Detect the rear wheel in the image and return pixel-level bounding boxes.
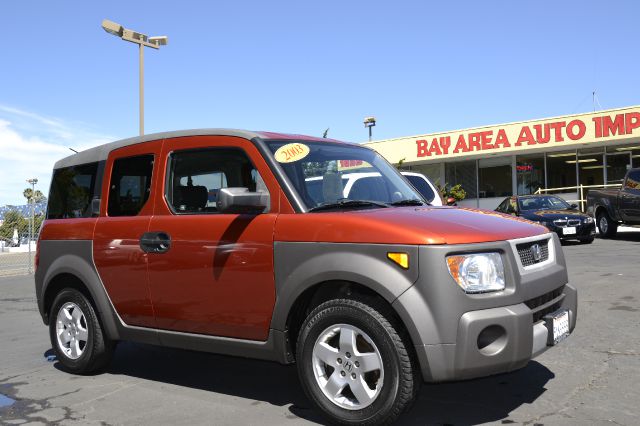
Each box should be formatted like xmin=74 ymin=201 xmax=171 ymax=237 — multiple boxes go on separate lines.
xmin=49 ymin=288 xmax=114 ymax=374
xmin=597 ymin=211 xmax=618 ymax=238
xmin=296 ymin=298 xmax=419 ymax=425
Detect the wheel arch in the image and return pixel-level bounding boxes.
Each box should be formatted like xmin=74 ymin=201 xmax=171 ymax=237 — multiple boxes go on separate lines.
xmin=39 ymin=244 xmax=121 ymax=341
xmin=285 ymin=281 xmax=399 ymax=352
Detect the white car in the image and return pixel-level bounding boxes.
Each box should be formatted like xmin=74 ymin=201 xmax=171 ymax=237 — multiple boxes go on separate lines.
xmin=305 ymin=171 xmax=443 ymax=206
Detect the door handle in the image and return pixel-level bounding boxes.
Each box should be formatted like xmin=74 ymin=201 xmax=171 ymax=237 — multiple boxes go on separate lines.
xmin=140 ymin=232 xmax=171 ymax=253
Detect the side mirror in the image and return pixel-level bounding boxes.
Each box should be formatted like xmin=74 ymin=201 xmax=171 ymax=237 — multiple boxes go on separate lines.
xmin=570 ymin=203 xmax=578 ymax=210
xmin=446 ymin=197 xmax=457 ymax=206
xmin=217 ymin=188 xmax=269 ymax=214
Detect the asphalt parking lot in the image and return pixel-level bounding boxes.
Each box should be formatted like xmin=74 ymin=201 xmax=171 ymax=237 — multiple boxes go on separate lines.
xmin=1 ymin=233 xmax=639 ymax=426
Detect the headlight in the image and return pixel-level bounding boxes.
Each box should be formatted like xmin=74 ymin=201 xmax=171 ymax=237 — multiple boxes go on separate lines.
xmin=446 ymin=252 xmax=506 ymax=294
xmin=583 ymin=216 xmax=594 ymax=224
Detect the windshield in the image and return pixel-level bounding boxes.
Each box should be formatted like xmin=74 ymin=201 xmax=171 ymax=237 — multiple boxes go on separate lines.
xmin=518 ymin=195 xmax=571 ymax=211
xmin=265 ymin=140 xmax=425 ymax=211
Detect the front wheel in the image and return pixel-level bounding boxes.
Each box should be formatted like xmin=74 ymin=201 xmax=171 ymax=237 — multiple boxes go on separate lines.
xmin=296 ymin=299 xmax=419 ymax=425
xmin=49 ymin=288 xmax=114 ymax=374
xmin=597 ymin=211 xmax=618 ymax=238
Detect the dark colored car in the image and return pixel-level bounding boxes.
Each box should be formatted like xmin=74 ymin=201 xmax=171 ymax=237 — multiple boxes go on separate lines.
xmin=496 ymin=195 xmax=596 ymax=244
xmin=586 ymin=167 xmax=640 ymax=238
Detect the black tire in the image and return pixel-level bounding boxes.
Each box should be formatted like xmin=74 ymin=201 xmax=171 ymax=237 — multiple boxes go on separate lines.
xmin=580 ymin=237 xmax=595 ymax=244
xmin=597 ymin=211 xmax=618 ymax=238
xmin=49 ymin=288 xmax=114 ymax=374
xmin=296 ymin=298 xmax=420 ymax=425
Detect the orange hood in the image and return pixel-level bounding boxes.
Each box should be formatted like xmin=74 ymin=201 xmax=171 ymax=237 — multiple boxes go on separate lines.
xmin=275 ymin=206 xmax=547 ymax=245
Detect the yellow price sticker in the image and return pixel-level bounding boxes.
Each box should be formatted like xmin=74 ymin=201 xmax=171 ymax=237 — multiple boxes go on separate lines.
xmin=274 ymin=143 xmax=311 ymax=163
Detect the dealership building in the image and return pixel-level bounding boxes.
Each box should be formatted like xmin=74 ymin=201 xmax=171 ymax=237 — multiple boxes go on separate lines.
xmin=365 ymin=105 xmax=640 ymax=210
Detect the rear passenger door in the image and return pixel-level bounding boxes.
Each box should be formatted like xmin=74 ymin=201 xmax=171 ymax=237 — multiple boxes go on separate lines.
xmin=146 ymin=136 xmax=279 ymax=341
xmin=93 ymin=141 xmax=161 ymax=328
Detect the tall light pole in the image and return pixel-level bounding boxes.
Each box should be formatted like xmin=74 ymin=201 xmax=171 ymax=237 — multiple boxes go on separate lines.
xmin=364 ymin=116 xmax=377 ymax=142
xmin=101 ymin=19 xmax=168 ymax=136
xmin=26 ymin=178 xmax=38 ymax=274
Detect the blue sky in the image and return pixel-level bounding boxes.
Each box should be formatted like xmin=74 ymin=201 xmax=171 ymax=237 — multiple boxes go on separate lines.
xmin=1 ymin=1 xmax=639 ymax=205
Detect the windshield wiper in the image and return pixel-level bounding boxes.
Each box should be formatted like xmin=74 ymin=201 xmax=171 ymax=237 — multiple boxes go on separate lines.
xmin=388 ymin=199 xmax=426 ymax=206
xmin=308 ymin=200 xmax=389 ymax=212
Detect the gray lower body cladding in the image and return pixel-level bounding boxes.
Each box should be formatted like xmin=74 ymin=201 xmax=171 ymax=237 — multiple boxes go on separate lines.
xmin=36 ymin=235 xmax=575 ymax=383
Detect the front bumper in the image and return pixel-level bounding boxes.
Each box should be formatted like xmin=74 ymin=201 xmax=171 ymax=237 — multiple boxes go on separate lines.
xmin=417 ymin=284 xmax=577 ymax=382
xmin=549 ymin=222 xmax=596 ymax=240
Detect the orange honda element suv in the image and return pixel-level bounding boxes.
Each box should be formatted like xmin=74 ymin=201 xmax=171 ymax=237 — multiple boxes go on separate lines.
xmin=36 ymin=130 xmax=576 ymax=425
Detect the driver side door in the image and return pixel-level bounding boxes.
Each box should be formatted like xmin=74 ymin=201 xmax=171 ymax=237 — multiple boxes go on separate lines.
xmin=146 ymin=136 xmax=281 ymax=341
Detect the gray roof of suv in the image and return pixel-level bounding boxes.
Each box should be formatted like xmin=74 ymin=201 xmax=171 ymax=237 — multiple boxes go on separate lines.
xmin=54 ymin=128 xmax=346 ymax=169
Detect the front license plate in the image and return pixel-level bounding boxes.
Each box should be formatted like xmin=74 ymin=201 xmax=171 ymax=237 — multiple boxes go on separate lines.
xmin=563 ymin=227 xmax=576 ymax=235
xmin=545 ymin=310 xmax=570 ymax=345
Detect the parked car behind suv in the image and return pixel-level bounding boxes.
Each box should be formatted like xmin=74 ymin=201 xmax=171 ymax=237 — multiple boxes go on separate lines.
xmin=306 ymin=170 xmax=443 ymax=207
xmin=495 ymin=195 xmax=596 ymax=244
xmin=36 ymin=130 xmax=576 ymax=425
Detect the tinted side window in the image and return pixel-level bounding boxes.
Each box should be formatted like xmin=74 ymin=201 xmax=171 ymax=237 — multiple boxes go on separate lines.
xmin=167 ymin=148 xmax=268 ymax=214
xmin=108 ymin=155 xmax=154 ymax=217
xmin=624 ymin=170 xmax=640 ymax=191
xmin=405 ymin=175 xmax=435 ymax=202
xmin=47 ymin=163 xmax=99 ymax=219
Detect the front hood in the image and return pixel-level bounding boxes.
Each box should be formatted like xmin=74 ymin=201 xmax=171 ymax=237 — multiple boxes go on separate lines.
xmin=522 ymin=209 xmax=588 ymax=221
xmin=276 ymin=206 xmax=548 ymax=245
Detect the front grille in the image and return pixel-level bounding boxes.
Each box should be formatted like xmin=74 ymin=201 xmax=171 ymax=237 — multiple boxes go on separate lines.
xmin=553 ymin=218 xmax=581 ymax=227
xmin=516 ymin=239 xmax=549 ymax=267
xmin=525 ymin=286 xmax=565 ymax=322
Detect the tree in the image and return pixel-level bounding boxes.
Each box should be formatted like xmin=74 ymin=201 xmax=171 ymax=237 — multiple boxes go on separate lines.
xmin=0 ymin=210 xmax=28 ymax=241
xmin=23 ymin=188 xmax=47 ymax=204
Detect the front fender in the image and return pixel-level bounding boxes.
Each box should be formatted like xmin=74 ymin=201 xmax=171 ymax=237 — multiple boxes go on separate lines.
xmin=270 ymin=242 xmax=420 ymax=331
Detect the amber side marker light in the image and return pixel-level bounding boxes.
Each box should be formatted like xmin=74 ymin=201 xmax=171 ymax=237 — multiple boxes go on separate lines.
xmin=387 ymin=252 xmax=409 ymax=269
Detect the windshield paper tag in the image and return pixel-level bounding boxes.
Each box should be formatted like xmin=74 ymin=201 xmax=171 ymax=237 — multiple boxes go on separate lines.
xmin=274 ymin=143 xmax=310 ymax=163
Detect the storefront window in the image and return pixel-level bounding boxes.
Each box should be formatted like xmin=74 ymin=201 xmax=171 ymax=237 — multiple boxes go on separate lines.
xmin=478 ymin=157 xmax=512 ymax=198
xmin=607 ymin=143 xmax=640 ymax=171
xmin=516 ymin=155 xmax=545 ymax=195
xmin=445 ymin=161 xmax=477 ymax=198
xmin=605 ymin=153 xmax=631 ymax=184
xmin=546 ymin=151 xmax=577 ymax=189
xmin=410 ymin=163 xmax=441 ymax=186
xmin=577 ymin=147 xmax=604 ymax=187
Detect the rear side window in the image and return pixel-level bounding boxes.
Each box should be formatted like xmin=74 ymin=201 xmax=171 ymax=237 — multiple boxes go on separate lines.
xmin=404 ymin=175 xmax=435 ymax=203
xmin=108 ymin=155 xmax=154 ymax=216
xmin=47 ymin=163 xmax=99 ymax=219
xmin=166 ymin=148 xmax=268 ymax=214
xmin=625 ymin=170 xmax=640 ymax=190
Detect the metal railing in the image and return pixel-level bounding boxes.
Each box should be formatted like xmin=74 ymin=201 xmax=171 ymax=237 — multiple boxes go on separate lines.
xmin=534 ymin=183 xmax=621 ymax=212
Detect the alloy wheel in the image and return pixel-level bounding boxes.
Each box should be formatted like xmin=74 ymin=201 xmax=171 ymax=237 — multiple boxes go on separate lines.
xmin=55 ymin=302 xmax=88 ymax=360
xmin=311 ymin=323 xmax=384 ymax=410
xmin=599 ymin=215 xmax=608 ymax=234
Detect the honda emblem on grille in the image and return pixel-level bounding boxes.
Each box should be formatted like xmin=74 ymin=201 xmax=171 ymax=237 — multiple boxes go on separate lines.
xmin=531 ymin=244 xmax=542 ymax=261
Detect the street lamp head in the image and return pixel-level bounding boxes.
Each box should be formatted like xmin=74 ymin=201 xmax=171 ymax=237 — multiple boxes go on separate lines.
xmin=102 ymin=19 xmax=124 ymax=37
xmin=27 ymin=178 xmax=38 ymax=185
xmin=364 ymin=116 xmax=377 ymax=128
xmin=149 ymin=36 xmax=169 ymax=46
